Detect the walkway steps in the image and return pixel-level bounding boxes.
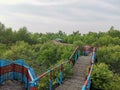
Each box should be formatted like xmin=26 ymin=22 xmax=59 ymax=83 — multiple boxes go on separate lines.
xmin=55 ymin=56 xmax=91 ymax=90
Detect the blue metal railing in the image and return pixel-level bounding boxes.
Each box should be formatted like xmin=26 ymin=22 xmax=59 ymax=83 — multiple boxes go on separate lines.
xmin=82 ymin=47 xmax=97 ymax=90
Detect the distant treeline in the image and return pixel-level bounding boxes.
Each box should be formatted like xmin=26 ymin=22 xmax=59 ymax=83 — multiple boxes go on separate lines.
xmin=0 ymin=22 xmax=120 ymax=46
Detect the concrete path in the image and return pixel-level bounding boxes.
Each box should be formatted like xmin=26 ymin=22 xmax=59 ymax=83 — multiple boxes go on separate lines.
xmin=55 ymin=56 xmax=91 ymax=90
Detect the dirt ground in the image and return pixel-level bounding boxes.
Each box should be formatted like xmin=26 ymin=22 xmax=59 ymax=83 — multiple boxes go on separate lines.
xmin=0 ymin=80 xmax=26 ymax=90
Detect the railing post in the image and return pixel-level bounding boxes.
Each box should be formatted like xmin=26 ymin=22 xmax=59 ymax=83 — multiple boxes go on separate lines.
xmin=82 ymin=85 xmax=86 ymax=90
xmin=78 ymin=49 xmax=80 ymax=57
xmin=88 ymin=78 xmax=91 ymax=90
xmin=29 ymin=81 xmax=38 ymax=90
xmin=49 ymin=71 xmax=53 ymax=90
xmin=22 ymin=62 xmax=24 ymax=82
xmin=11 ymin=63 xmax=14 ymax=80
xmin=92 ymin=47 xmax=96 ymax=63
xmin=60 ymin=64 xmax=63 ymax=83
xmin=0 ymin=61 xmax=1 ymax=84
xmin=88 ymin=67 xmax=90 ymax=74
xmin=82 ymin=47 xmax=85 ymax=56
xmin=56 ymin=64 xmax=63 ymax=85
xmin=75 ymin=53 xmax=78 ymax=62
xmin=69 ymin=58 xmax=73 ymax=65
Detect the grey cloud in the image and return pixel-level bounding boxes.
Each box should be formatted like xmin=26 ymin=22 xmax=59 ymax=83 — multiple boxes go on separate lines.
xmin=0 ymin=0 xmax=120 ymax=34
xmin=101 ymin=0 xmax=120 ymax=7
xmin=2 ymin=0 xmax=120 ymax=22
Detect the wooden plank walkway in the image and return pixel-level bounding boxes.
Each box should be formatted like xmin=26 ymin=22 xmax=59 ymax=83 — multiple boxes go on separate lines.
xmin=55 ymin=56 xmax=91 ymax=90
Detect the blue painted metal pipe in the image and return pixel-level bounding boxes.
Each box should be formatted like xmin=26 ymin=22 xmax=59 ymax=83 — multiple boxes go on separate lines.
xmin=49 ymin=79 xmax=52 ymax=90
xmin=78 ymin=50 xmax=80 ymax=57
xmin=82 ymin=85 xmax=86 ymax=90
xmin=60 ymin=71 xmax=63 ymax=83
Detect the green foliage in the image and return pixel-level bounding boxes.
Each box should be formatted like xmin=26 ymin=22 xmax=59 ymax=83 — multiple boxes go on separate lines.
xmin=91 ymin=63 xmax=113 ymax=90
xmin=0 ymin=43 xmax=7 ymax=57
xmin=91 ymin=63 xmax=120 ymax=90
xmin=63 ymin=64 xmax=73 ymax=78
xmin=97 ymin=45 xmax=120 ymax=74
xmin=110 ymin=74 xmax=120 ymax=90
xmin=36 ymin=41 xmax=74 ymax=70
xmin=73 ymin=40 xmax=85 ymax=47
xmin=1 ymin=41 xmax=32 ymax=60
xmin=38 ymin=74 xmax=50 ymax=90
xmin=108 ymin=26 xmax=120 ymax=38
xmin=93 ymin=44 xmax=120 ymax=90
xmin=37 ymin=42 xmax=58 ymax=68
xmin=96 ymin=35 xmax=120 ymax=46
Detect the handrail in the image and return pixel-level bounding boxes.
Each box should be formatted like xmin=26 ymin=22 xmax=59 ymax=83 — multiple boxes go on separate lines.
xmin=0 ymin=59 xmax=37 ymax=90
xmin=82 ymin=47 xmax=97 ymax=90
xmin=30 ymin=46 xmax=81 ymax=90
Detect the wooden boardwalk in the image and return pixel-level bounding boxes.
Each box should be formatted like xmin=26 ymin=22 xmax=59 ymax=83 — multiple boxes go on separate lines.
xmin=55 ymin=56 xmax=91 ymax=90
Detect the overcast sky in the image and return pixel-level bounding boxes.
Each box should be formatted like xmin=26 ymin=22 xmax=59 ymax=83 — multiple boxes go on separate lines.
xmin=0 ymin=0 xmax=120 ymax=34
